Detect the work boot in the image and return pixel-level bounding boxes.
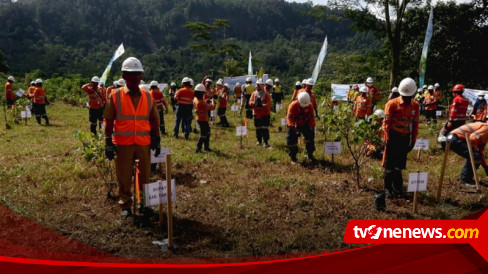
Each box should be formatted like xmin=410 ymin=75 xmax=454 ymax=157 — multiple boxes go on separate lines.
xmin=184 ymin=133 xmax=189 ymax=140
xmin=374 ymin=191 xmax=386 ymax=212
xmin=263 ymin=142 xmax=270 ymax=148
xmin=308 ymin=154 xmax=317 ymax=164
xmin=256 ymin=141 xmax=262 ymax=146
xmin=291 ymin=155 xmax=298 ymax=164
xmin=196 ymin=148 xmax=204 ymax=153
xmin=459 ymin=179 xmax=476 ymax=188
xmin=384 ymin=172 xmax=394 ymax=199
xmin=392 ymin=171 xmax=404 ymax=198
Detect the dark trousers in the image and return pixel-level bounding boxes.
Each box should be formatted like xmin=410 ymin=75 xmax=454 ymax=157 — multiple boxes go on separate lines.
xmin=254 ymin=115 xmax=270 ymax=144
xmin=33 ymin=103 xmax=49 ymax=125
xmin=158 ymin=108 xmax=166 ymax=134
xmin=196 ymin=121 xmax=211 ymax=150
xmin=217 ymin=107 xmax=229 ymax=126
xmin=272 ymin=93 xmax=283 ymax=112
xmin=383 ymin=130 xmax=412 ymax=196
xmin=89 ymin=108 xmax=104 ymax=135
xmin=448 ymin=134 xmax=481 ymax=183
xmin=174 ymin=105 xmax=192 ymax=137
xmin=6 ymin=99 xmax=15 ymax=108
xmin=425 ymin=109 xmax=437 ymax=123
xmin=244 ymin=94 xmax=253 ymax=119
xmin=286 ymin=124 xmax=315 ymax=158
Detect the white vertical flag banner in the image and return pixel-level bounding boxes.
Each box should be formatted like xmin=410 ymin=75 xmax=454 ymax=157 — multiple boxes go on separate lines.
xmin=248 ymin=51 xmax=253 ymax=76
xmin=311 ymin=36 xmax=328 ymax=84
xmin=100 ymin=43 xmax=125 ymax=84
xmin=419 ymin=7 xmax=434 ymax=88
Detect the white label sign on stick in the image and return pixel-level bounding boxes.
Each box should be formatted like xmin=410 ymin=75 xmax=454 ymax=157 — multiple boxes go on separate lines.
xmin=414 ymin=139 xmax=430 ymax=150
xmin=324 ymin=142 xmax=341 ymax=154
xmin=26 ymin=109 xmax=31 ymax=118
xmin=276 ymin=104 xmax=283 ymax=110
xmin=211 ymin=110 xmax=217 ymax=117
xmin=281 ymin=118 xmax=286 ymax=126
xmin=231 ymin=105 xmax=239 ymax=112
xmin=21 ymin=111 xmax=27 ymax=118
xmin=151 ymin=147 xmax=170 ymax=163
xmin=236 ymin=126 xmax=247 ymax=136
xmin=407 ymin=172 xmax=428 ymax=192
xmin=144 ymin=179 xmax=176 ymax=207
xmin=436 ymin=110 xmax=442 ymax=117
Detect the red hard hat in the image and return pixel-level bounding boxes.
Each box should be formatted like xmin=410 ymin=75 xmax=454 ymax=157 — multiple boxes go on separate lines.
xmin=452 ymin=84 xmax=464 ymax=92
xmin=354 ymin=85 xmax=359 ymax=90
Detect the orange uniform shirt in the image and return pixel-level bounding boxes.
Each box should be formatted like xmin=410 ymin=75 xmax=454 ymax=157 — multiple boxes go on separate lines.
xmin=233 ymin=87 xmax=242 ymax=99
xmin=423 ymin=93 xmax=437 ymax=110
xmin=150 ymin=88 xmax=167 ymax=110
xmin=449 ymin=94 xmax=469 ymax=121
xmin=218 ymin=91 xmax=229 ymax=109
xmin=353 ymin=95 xmax=372 ymax=118
xmin=175 ymin=86 xmax=194 ymax=105
xmin=82 ymin=83 xmax=105 ymax=109
xmin=295 ymin=89 xmax=317 ymax=110
xmin=451 ymin=123 xmax=488 ymax=166
xmin=286 ymin=100 xmax=316 ymax=128
xmin=249 ymin=90 xmax=271 ymax=119
xmin=33 ymin=87 xmax=46 ymax=104
xmin=434 ymin=89 xmax=442 ymax=102
xmin=382 ymin=97 xmax=420 ymax=142
xmin=472 ymin=102 xmax=487 ymax=121
xmin=368 ymin=85 xmax=381 ymax=102
xmin=194 ymin=97 xmax=214 ymax=122
xmin=27 ymin=86 xmax=36 ymax=99
xmin=5 ymin=82 xmax=15 ymax=100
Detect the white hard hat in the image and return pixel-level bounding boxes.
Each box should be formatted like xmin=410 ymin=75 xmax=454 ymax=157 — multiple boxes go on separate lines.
xmin=91 ymin=76 xmax=100 ymax=83
xmin=118 ymin=78 xmax=126 ymax=86
xmin=360 ymin=86 xmax=369 ymax=93
xmin=306 ymin=78 xmax=315 ymax=86
xmin=374 ymin=109 xmax=385 ymax=118
xmin=30 ymin=81 xmax=35 ymax=85
xmin=398 ymin=77 xmax=417 ymax=96
xmin=302 ymin=79 xmax=307 ymax=85
xmin=256 ymin=78 xmax=264 ymax=85
xmin=331 ymin=96 xmax=338 ymax=101
xmin=265 ymin=79 xmax=273 ymax=86
xmin=216 ymin=80 xmax=223 ymax=85
xmin=435 ymin=83 xmax=440 ymax=87
xmin=275 ymin=78 xmax=280 ymax=82
xmin=181 ymin=77 xmax=191 ymax=84
xmin=428 ymin=85 xmax=434 ymax=90
xmin=205 ymin=78 xmax=212 ymax=83
xmin=246 ymin=77 xmax=252 ymax=82
xmin=194 ymin=83 xmax=206 ymax=92
xmin=190 ymin=78 xmax=194 ymax=86
xmin=121 ymin=57 xmax=144 ymax=72
xmin=224 ymin=83 xmax=230 ymax=89
xmin=298 ymin=92 xmax=311 ymax=107
xmin=422 ymin=85 xmax=427 ymax=89
xmin=218 ymin=78 xmax=223 ymax=82
xmin=35 ymin=78 xmax=43 ymax=84
xmin=366 ymin=77 xmax=373 ymax=83
xmin=150 ymin=81 xmax=158 ymax=87
xmin=417 ymin=88 xmax=423 ymax=93
xmin=391 ymin=87 xmax=399 ymax=93
xmin=7 ymin=76 xmax=15 ymax=82
xmin=170 ymin=82 xmax=176 ymax=87
xmin=295 ymin=81 xmax=302 ymax=86
xmin=478 ymin=91 xmax=485 ymax=97
xmin=235 ymin=82 xmax=241 ymax=87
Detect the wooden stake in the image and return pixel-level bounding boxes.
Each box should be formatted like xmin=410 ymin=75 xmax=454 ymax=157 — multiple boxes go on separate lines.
xmin=413 ymin=170 xmax=420 ymax=213
xmin=437 ymin=141 xmax=450 ymax=201
xmin=158 ymin=162 xmax=165 ymax=228
xmin=417 ymin=148 xmax=421 ymax=161
xmin=135 ymin=159 xmax=141 ymax=204
xmin=465 ymin=133 xmax=480 ymax=191
xmin=165 ymin=154 xmax=174 ymax=248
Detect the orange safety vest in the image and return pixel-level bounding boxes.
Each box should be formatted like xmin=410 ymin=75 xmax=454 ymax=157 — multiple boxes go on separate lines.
xmin=5 ymin=82 xmax=15 ymax=100
xmin=150 ymin=88 xmax=165 ymax=109
xmin=112 ymin=87 xmax=153 ymax=146
xmin=233 ymin=87 xmax=242 ymax=98
xmin=33 ymin=87 xmax=46 ymax=104
xmin=250 ymin=90 xmax=271 ymax=119
xmin=82 ymin=84 xmax=105 ymax=109
xmin=383 ymin=97 xmax=420 ymax=136
xmin=353 ymin=95 xmax=372 ymax=118
xmin=423 ymin=93 xmax=437 ymax=110
xmin=175 ymin=86 xmax=194 ymax=105
xmin=449 ymin=94 xmax=469 ymax=121
xmin=368 ymin=85 xmax=381 ymax=102
xmin=194 ymin=97 xmax=214 ymax=122
xmin=474 ymin=102 xmax=487 ymax=121
xmin=286 ymin=100 xmax=315 ymax=128
xmin=218 ymin=91 xmax=229 ymax=109
xmin=27 ymin=86 xmax=36 ymax=98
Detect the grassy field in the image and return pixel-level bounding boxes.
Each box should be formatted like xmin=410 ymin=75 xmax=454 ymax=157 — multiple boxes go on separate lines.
xmin=0 ymin=100 xmax=487 ymax=260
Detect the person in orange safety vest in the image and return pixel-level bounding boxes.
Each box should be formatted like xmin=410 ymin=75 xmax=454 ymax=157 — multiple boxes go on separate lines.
xmin=286 ymin=92 xmax=316 ymax=164
xmin=103 ymin=57 xmax=161 ymax=218
xmin=468 ymin=92 xmax=487 ymax=123
xmin=173 ymin=77 xmax=194 ymax=139
xmin=194 ymin=84 xmax=215 ymax=153
xmin=423 ymin=85 xmax=438 ymax=124
xmin=249 ymin=78 xmax=272 ymax=148
xmin=82 ymin=76 xmax=106 ymax=135
xmin=217 ymin=83 xmax=230 ymax=127
xmin=5 ymin=76 xmax=16 ymax=108
xmin=32 ymin=78 xmax=50 ymax=125
xmin=149 ymin=81 xmax=168 ymax=135
xmin=366 ymin=77 xmax=380 ymax=112
xmin=353 ymin=87 xmax=372 ymax=120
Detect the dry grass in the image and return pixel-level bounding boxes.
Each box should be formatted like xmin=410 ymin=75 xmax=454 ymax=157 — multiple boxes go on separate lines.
xmin=0 ymin=102 xmax=487 ymax=260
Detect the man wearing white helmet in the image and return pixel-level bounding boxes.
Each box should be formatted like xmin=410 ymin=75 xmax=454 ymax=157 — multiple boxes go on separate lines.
xmin=26 ymin=80 xmax=36 ymax=100
xmin=173 ymin=77 xmax=195 ymax=139
xmin=233 ymin=82 xmax=242 ymax=103
xmin=103 ymin=57 xmax=161 ymax=218
xmin=353 ymin=87 xmax=372 ymax=120
xmin=387 ymin=87 xmax=400 ymax=101
xmin=149 ymin=81 xmax=168 ymax=135
xmin=217 ymin=83 xmax=230 ymax=127
xmin=433 ymin=83 xmax=442 ymax=103
xmin=294 ymin=78 xmax=319 ymax=119
xmin=243 ymin=77 xmax=254 ymax=119
xmin=380 ymin=77 xmax=420 ymax=203
xmin=286 ymin=92 xmax=316 ymax=163
xmin=290 ymin=81 xmax=302 ymax=102
xmin=194 ymin=84 xmax=215 ymax=153
xmin=272 ymin=78 xmax=284 ymax=112
xmin=249 ymin=79 xmax=272 ymax=147
xmin=423 ymin=85 xmax=438 ymax=124
xmin=469 ymin=91 xmax=487 ymax=123
xmin=5 ymin=76 xmax=16 ymax=108
xmin=82 ymin=76 xmax=106 ymax=135
xmin=33 ymin=79 xmax=50 ymax=125
xmin=366 ymin=77 xmax=380 ymax=112
xmin=168 ymin=82 xmax=177 ymax=112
